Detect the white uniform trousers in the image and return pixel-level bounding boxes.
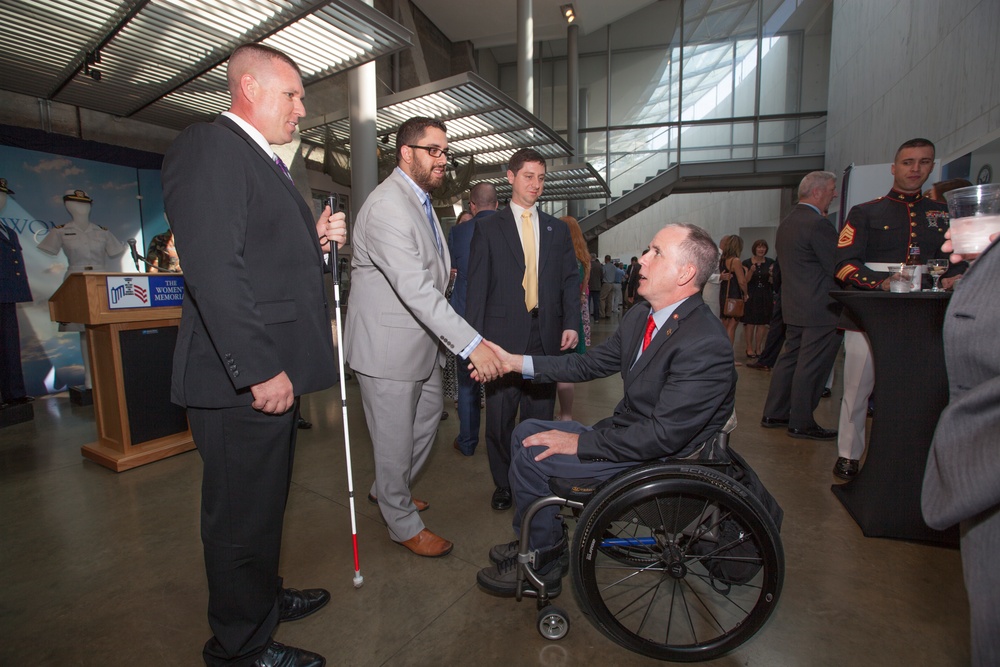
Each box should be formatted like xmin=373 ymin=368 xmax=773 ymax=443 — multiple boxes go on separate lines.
xmin=837 ymin=330 xmax=874 ymax=460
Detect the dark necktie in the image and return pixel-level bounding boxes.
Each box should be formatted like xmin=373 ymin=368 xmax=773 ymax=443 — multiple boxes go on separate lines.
xmin=642 ymin=314 xmax=656 ymax=352
xmin=273 ymin=154 xmax=293 ymax=183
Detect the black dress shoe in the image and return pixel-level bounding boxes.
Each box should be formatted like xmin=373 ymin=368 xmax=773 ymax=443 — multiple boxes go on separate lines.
xmin=491 ymin=486 xmax=512 ymax=511
xmin=253 ymin=641 xmax=325 ymax=667
xmin=821 ymin=388 xmax=832 ymax=398
xmin=7 ymin=395 xmax=34 ymax=405
xmin=833 ymin=457 xmax=860 ymax=480
xmin=278 ymin=588 xmax=330 ymax=622
xmin=788 ymin=426 xmax=837 ymax=440
xmin=760 ymin=416 xmax=790 ymax=428
xmin=296 ymin=417 xmax=312 ymax=430
xmin=746 ymin=362 xmax=771 ymax=370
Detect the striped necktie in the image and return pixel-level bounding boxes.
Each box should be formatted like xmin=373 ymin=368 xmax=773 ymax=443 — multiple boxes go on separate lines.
xmin=273 ymin=154 xmax=293 ymax=183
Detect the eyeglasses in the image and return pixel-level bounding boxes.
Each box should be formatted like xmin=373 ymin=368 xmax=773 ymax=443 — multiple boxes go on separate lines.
xmin=407 ymin=144 xmax=452 ymax=159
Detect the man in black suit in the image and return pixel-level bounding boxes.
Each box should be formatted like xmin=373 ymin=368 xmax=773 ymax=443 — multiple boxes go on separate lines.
xmin=162 ymin=44 xmax=346 ymax=667
xmin=760 ymin=171 xmax=841 ymax=440
xmin=466 ymin=148 xmax=580 ymax=511
xmin=474 ymin=223 xmax=736 ymax=595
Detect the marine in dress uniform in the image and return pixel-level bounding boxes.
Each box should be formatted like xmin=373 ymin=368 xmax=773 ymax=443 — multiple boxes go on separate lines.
xmin=0 ymin=179 xmax=33 ymax=406
xmin=833 ymin=188 xmax=955 ymax=478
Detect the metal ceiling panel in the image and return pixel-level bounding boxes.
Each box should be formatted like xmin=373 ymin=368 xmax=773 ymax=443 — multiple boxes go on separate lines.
xmin=0 ymin=0 xmax=138 ymax=98
xmin=299 ymin=71 xmax=573 ymax=169
xmin=477 ymin=163 xmax=609 ymax=202
xmin=0 ymin=0 xmax=411 ymax=130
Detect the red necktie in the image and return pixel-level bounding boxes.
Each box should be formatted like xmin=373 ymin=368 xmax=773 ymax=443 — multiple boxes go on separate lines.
xmin=642 ymin=314 xmax=656 ymax=352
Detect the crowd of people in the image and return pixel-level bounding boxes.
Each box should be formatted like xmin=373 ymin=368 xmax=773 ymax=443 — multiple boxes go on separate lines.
xmin=158 ymin=42 xmax=996 ymax=667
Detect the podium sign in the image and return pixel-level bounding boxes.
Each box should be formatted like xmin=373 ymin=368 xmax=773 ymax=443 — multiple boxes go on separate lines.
xmin=50 ymin=272 xmax=194 ymax=472
xmin=107 ymin=275 xmax=185 ymax=309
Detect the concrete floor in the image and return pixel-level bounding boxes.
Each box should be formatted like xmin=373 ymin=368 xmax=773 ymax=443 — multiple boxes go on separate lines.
xmin=0 ymin=317 xmax=970 ymax=666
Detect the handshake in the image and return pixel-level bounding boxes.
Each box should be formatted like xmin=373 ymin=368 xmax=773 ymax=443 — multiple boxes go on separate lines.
xmin=467 ymin=340 xmax=520 ymax=383
xmin=465 ymin=329 xmax=579 ymax=383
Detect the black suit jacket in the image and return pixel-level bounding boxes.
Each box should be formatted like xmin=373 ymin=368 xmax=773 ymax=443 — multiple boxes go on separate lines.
xmin=162 ymin=116 xmax=336 ymax=408
xmin=775 ymin=203 xmax=841 ymax=327
xmin=465 ymin=207 xmax=580 ymax=354
xmin=533 ymin=295 xmax=736 ymax=462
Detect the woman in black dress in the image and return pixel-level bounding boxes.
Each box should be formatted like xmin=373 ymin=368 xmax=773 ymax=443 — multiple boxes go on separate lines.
xmin=742 ymin=239 xmax=774 ymax=358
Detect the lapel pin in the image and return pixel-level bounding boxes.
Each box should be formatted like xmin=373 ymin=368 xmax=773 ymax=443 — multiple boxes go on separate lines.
xmin=546 ymin=226 xmax=552 ymax=231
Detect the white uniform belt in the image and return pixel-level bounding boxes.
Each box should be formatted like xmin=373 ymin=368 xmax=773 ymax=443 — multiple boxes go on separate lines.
xmin=865 ymin=262 xmax=904 ymax=272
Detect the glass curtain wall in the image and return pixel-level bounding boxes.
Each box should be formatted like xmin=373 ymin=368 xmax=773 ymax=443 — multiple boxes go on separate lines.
xmin=496 ymin=0 xmax=831 ymax=216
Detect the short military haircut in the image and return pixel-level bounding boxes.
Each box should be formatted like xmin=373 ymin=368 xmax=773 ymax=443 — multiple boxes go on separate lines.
xmin=895 ymin=137 xmax=936 ymax=161
xmin=227 ymin=43 xmax=301 ymax=94
xmin=797 ymin=170 xmax=836 ymax=199
xmin=507 ymin=148 xmax=546 ymax=176
xmin=469 ymin=182 xmax=498 ymax=208
xmin=670 ymin=223 xmax=720 ymax=289
xmin=396 ymin=116 xmax=448 ymax=163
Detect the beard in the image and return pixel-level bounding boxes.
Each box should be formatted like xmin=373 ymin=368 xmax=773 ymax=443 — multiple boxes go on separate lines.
xmin=412 ymin=160 xmax=445 ymax=192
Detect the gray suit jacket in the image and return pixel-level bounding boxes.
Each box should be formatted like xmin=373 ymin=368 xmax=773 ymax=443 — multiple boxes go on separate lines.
xmin=345 ymin=169 xmax=478 ymax=381
xmin=775 ymin=203 xmax=841 ymax=327
xmin=923 ymin=238 xmax=1000 ymax=530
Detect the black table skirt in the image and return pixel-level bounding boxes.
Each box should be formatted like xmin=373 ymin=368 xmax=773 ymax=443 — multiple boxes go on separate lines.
xmin=831 ymin=291 xmax=958 ymax=547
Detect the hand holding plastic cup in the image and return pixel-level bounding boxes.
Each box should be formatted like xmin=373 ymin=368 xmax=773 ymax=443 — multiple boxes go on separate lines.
xmin=945 ymin=184 xmax=1000 ymax=256
xmin=888 ymin=264 xmax=915 ymax=293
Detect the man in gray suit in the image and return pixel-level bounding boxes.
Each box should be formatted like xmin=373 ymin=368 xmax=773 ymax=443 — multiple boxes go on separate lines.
xmin=346 ymin=116 xmax=502 ymax=558
xmin=760 ymin=171 xmax=842 ymax=440
xmin=923 ymin=230 xmax=1000 ymax=667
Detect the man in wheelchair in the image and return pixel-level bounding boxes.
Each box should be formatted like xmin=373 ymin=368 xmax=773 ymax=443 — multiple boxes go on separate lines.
xmin=474 ymin=223 xmax=737 ymax=596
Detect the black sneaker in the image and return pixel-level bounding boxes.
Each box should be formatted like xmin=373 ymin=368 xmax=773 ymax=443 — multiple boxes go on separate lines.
xmin=489 ymin=539 xmax=519 ymax=564
xmin=476 ymin=555 xmax=563 ymax=598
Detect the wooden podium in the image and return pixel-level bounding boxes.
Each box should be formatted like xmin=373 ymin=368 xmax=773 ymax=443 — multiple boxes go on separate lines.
xmin=49 ymin=272 xmax=194 ymax=472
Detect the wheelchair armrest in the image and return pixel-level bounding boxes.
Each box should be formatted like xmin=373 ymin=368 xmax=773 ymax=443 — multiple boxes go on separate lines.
xmin=547 ymin=477 xmax=605 ymax=502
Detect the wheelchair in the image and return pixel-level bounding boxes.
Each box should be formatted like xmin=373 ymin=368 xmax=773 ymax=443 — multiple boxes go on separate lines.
xmin=510 ymin=415 xmax=785 ymax=662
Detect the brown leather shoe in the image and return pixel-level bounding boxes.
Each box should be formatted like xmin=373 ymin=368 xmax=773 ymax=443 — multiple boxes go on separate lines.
xmin=368 ymin=493 xmax=428 ymax=512
xmin=398 ymin=529 xmax=453 ymax=557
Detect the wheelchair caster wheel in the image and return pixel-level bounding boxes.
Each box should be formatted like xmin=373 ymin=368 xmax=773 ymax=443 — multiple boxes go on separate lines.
xmin=537 ymin=605 xmax=570 ymax=640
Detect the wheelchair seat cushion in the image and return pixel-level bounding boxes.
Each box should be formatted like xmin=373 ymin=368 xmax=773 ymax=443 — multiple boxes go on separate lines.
xmin=548 ymin=477 xmax=605 ymax=502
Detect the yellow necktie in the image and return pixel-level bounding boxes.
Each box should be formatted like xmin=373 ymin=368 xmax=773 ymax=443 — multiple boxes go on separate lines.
xmin=521 ymin=210 xmax=538 ymax=311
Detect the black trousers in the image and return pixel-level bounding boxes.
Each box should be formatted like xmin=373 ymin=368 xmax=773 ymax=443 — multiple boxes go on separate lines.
xmin=189 ymin=401 xmax=299 ymax=667
xmin=0 ymin=302 xmax=27 ymax=402
xmin=762 ymin=324 xmax=841 ymax=430
xmin=484 ymin=318 xmax=556 ymax=489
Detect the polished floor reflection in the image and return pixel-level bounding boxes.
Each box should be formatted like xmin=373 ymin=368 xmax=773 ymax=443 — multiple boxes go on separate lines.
xmin=0 ymin=317 xmax=970 ymax=666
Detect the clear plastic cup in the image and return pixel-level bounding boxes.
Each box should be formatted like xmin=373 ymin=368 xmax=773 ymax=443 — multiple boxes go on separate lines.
xmin=945 ymin=184 xmax=1000 ymax=255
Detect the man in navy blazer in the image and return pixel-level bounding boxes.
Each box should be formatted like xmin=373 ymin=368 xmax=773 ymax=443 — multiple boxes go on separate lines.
xmin=474 ymin=224 xmax=736 ymax=596
xmin=466 ymin=149 xmax=580 ymax=511
xmin=449 ymin=182 xmax=498 ymax=456
xmin=162 ymin=44 xmax=345 ymax=667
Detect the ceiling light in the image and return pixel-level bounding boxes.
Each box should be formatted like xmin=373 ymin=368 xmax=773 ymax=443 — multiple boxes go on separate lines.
xmin=560 ymin=4 xmax=576 ymax=24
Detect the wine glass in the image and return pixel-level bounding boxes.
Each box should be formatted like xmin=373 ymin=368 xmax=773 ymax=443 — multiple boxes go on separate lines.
xmin=927 ymin=258 xmax=949 ymax=292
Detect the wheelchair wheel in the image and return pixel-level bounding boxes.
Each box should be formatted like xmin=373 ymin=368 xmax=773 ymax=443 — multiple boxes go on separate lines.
xmin=537 ymin=605 xmax=570 ymax=640
xmin=572 ymin=465 xmax=783 ymax=662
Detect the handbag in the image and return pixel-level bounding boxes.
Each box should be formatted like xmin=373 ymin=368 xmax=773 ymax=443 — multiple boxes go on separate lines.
xmin=723 ymin=275 xmax=744 ymax=318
